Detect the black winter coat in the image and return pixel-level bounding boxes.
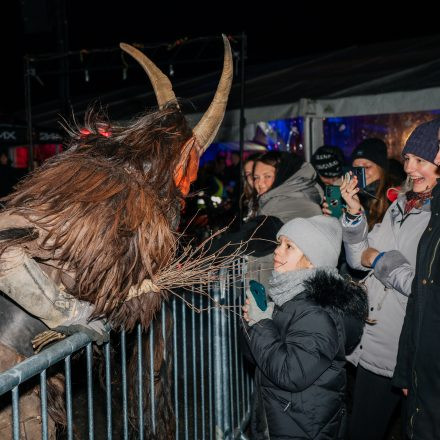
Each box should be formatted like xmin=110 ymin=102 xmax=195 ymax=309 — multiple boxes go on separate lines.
xmin=245 ymin=271 xmax=368 ymax=439
xmin=393 ymin=181 xmax=440 ymax=440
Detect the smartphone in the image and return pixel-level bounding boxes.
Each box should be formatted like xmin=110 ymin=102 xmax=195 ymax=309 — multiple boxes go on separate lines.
xmin=351 ymin=167 xmax=367 ymax=189
xmin=325 ymin=185 xmax=344 ymax=218
xmin=249 ymin=280 xmax=267 ymax=311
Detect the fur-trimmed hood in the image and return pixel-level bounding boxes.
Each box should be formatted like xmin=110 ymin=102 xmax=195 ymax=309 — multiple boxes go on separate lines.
xmin=302 ymin=270 xmax=368 ymax=321
xmin=301 ymin=270 xmax=368 ymax=355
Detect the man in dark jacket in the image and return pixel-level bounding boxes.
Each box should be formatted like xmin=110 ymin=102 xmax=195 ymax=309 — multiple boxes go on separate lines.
xmin=242 ymin=216 xmax=368 ymax=439
xmin=393 ymin=118 xmax=440 ymax=440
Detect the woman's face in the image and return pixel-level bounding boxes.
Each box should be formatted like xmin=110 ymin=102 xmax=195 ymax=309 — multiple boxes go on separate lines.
xmin=253 ymin=161 xmax=276 ymax=195
xmin=403 ymin=153 xmax=440 ymax=192
xmin=273 ymin=236 xmax=312 ymax=273
xmin=243 ymin=161 xmax=254 ymax=188
xmin=352 ymin=158 xmax=382 ymax=186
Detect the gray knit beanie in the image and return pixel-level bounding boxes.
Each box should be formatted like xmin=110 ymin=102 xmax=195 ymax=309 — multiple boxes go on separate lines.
xmin=276 ymin=215 xmax=342 ymax=268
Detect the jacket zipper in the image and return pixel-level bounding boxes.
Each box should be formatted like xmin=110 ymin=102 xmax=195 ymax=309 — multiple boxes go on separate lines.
xmin=428 ymin=236 xmax=440 ymax=279
xmin=409 ymin=370 xmax=419 ymax=439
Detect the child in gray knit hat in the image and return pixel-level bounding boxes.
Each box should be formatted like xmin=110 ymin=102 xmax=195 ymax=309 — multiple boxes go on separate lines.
xmin=242 ymin=215 xmax=368 ymax=439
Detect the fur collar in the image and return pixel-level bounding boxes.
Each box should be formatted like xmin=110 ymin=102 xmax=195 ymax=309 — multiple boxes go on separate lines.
xmin=302 ymin=270 xmax=368 ymax=321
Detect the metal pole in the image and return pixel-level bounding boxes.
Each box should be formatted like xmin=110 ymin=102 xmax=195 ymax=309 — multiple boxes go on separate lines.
xmin=40 ymin=370 xmax=48 ymax=440
xmin=65 ymin=355 xmax=73 ymax=440
xmin=238 ymin=32 xmax=247 ymax=225
xmin=56 ymin=0 xmax=70 ymax=118
xmin=137 ymin=324 xmax=144 ymax=440
xmin=172 ymin=298 xmax=179 ymax=440
xmin=212 ymin=281 xmax=224 ymax=439
xmin=105 ymin=342 xmax=113 ymax=440
xmin=86 ymin=343 xmax=95 ymax=440
xmin=24 ymin=56 xmax=34 ymax=172
xmin=120 ymin=330 xmax=129 ymax=440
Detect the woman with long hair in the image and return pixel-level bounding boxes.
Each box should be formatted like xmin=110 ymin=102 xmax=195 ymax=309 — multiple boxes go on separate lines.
xmin=253 ymin=151 xmax=323 ymax=221
xmin=241 ymin=152 xmax=262 ymax=222
xmin=350 ymin=138 xmax=392 ymax=230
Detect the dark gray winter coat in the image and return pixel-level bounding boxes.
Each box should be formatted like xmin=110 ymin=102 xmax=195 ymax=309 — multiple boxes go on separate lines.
xmin=244 ymin=271 xmax=368 ymax=440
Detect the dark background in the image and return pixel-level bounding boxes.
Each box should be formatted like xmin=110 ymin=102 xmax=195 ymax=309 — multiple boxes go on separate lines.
xmin=1 ymin=0 xmax=439 ymax=119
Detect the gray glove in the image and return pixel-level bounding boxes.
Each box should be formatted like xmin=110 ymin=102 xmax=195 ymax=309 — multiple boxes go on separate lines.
xmin=0 ymin=248 xmax=110 ymax=344
xmin=55 ymin=319 xmax=110 ymax=345
xmin=246 ymin=291 xmax=274 ymax=327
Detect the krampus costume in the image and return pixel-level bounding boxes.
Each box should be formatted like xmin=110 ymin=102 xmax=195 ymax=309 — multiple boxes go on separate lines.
xmin=0 ymin=36 xmax=232 ymax=439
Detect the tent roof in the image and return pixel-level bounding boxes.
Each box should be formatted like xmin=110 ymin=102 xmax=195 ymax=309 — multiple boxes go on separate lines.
xmin=18 ymin=35 xmax=440 ymax=139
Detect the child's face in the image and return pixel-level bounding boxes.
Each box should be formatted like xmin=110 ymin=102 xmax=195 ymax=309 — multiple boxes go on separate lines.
xmin=273 ymin=235 xmax=310 ymax=273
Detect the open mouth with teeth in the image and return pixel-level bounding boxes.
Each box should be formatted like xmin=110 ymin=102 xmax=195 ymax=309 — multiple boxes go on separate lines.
xmin=410 ymin=176 xmax=425 ymax=185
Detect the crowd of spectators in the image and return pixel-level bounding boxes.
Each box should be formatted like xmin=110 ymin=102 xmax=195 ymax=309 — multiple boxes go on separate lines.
xmin=2 ymin=119 xmax=440 ymax=439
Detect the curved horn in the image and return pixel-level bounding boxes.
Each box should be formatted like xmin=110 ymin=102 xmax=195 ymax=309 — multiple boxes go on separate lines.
xmin=193 ymin=35 xmax=233 ymax=154
xmin=119 ymin=42 xmax=177 ymax=109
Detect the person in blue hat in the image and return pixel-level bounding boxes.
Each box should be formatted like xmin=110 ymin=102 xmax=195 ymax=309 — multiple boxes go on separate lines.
xmin=341 ymin=118 xmax=440 ymax=440
xmin=393 ymin=118 xmax=440 ymax=440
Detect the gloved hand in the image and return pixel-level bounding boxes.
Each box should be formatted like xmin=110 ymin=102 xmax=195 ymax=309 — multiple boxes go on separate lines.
xmin=244 ymin=291 xmax=274 ymax=327
xmin=0 ymin=249 xmax=110 ymax=344
xmin=54 ymin=300 xmax=110 ymax=345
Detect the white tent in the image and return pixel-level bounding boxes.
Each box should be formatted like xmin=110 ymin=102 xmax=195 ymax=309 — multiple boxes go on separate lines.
xmin=23 ymin=34 xmax=440 ymax=161
xmin=188 ymin=35 xmax=440 ymax=159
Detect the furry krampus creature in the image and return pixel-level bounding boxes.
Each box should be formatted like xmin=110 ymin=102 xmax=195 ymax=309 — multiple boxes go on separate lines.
xmin=0 ymin=35 xmax=232 ymax=439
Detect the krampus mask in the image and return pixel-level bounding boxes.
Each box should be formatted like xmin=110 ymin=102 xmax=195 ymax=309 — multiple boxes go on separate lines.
xmin=0 ymin=35 xmax=233 ymax=334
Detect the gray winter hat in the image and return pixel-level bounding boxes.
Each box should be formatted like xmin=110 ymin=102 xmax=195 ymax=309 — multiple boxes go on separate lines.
xmin=276 ymin=215 xmax=342 ymax=268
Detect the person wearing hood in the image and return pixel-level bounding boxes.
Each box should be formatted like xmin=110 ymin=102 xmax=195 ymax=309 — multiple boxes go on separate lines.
xmin=244 ymin=150 xmax=324 ymax=286
xmin=254 ymin=150 xmax=323 ymax=222
xmin=209 ymin=151 xmax=323 ymax=286
xmin=242 ymin=215 xmax=368 ymax=439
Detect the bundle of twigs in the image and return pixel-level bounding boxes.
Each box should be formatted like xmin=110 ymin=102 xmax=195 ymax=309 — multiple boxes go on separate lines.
xmin=127 ymin=225 xmax=251 ymax=311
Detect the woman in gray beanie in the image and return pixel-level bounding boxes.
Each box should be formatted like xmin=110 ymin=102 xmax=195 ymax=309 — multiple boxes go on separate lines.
xmin=242 ymin=215 xmax=368 ymax=439
xmin=340 ymin=119 xmax=440 ymax=440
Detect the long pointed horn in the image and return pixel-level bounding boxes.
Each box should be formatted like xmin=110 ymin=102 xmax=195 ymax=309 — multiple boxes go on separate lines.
xmin=193 ymin=34 xmax=233 ymax=154
xmin=119 ymin=42 xmax=177 ymax=109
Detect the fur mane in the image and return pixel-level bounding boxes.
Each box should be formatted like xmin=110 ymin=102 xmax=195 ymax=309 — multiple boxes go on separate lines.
xmin=2 ymin=104 xmax=193 ymax=330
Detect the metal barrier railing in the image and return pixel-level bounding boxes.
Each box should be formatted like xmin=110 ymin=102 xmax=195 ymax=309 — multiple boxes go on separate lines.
xmin=0 ymin=265 xmax=253 ymax=439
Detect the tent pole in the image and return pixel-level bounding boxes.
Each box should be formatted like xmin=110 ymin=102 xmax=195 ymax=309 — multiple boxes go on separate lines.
xmin=238 ymin=32 xmax=247 ymax=226
xmin=304 ymin=116 xmax=324 ymax=162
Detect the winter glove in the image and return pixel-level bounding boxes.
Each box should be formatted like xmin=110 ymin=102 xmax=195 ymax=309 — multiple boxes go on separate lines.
xmin=53 ymin=301 xmax=110 ymax=345
xmin=0 ymin=248 xmax=110 ymax=344
xmin=246 ymin=290 xmax=274 ymax=327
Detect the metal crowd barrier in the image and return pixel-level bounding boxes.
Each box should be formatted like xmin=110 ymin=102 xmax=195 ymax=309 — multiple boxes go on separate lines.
xmin=0 ymin=264 xmax=253 ymax=439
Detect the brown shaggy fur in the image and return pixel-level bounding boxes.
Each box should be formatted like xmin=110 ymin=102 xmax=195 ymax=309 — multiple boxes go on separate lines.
xmin=2 ymin=104 xmax=193 ymax=331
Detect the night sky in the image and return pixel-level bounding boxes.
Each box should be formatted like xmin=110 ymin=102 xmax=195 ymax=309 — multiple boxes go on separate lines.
xmin=1 ymin=1 xmax=438 ymax=118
